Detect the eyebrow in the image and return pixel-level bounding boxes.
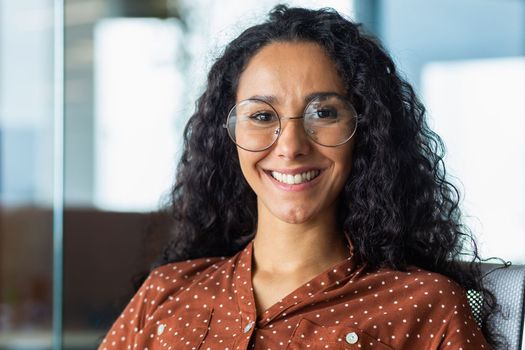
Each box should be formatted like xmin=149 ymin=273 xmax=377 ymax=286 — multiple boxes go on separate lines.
xmin=247 ymin=91 xmax=348 ymax=104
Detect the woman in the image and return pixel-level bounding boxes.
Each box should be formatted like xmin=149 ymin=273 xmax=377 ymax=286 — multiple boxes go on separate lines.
xmin=100 ymin=5 xmax=496 ymax=349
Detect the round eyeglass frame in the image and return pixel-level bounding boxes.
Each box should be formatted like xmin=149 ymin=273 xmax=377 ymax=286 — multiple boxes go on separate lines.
xmin=223 ymin=94 xmax=359 ymax=152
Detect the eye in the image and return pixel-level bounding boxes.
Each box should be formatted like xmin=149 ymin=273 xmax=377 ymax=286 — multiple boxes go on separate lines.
xmin=249 ymin=111 xmax=277 ymax=122
xmin=314 ymin=107 xmax=338 ymax=119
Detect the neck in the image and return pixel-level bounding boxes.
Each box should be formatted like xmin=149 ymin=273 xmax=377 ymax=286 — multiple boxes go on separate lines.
xmin=252 ymin=203 xmax=350 ymax=277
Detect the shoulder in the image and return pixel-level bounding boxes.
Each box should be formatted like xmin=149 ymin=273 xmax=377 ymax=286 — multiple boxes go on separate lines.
xmin=123 ymin=256 xmax=232 ymax=323
xmin=352 ymin=267 xmax=487 ymax=347
xmin=146 ymin=256 xmax=230 ymax=291
xmin=385 ymin=268 xmax=487 ymax=346
xmin=400 ymin=266 xmax=466 ymax=293
xmin=368 ymin=265 xmax=467 ymax=294
xmin=367 ymin=266 xmax=481 ymax=334
xmin=363 ymin=265 xmax=472 ymax=314
xmin=403 ymin=266 xmax=469 ymax=301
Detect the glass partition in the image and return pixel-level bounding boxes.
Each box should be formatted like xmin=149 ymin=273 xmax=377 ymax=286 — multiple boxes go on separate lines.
xmin=0 ymin=0 xmax=56 ymax=349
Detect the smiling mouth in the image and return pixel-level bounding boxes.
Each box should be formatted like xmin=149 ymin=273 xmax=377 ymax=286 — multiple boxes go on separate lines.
xmin=269 ymin=170 xmax=321 ymax=185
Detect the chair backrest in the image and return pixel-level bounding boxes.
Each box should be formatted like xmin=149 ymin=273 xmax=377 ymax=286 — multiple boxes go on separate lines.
xmin=481 ymin=263 xmax=525 ymax=350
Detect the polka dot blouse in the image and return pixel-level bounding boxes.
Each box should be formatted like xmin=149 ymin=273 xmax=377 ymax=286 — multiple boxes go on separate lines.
xmin=99 ymin=240 xmax=490 ymax=349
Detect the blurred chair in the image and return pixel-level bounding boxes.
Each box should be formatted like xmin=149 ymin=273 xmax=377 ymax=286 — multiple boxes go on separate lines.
xmin=479 ymin=263 xmax=525 ymax=350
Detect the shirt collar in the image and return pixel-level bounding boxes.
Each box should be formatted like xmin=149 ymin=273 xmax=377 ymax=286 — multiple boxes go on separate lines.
xmin=233 ymin=236 xmax=358 ymax=327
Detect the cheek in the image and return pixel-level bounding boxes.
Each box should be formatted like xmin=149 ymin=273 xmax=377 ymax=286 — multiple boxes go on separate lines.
xmin=327 ymin=143 xmax=354 ymax=173
xmin=237 ymin=149 xmax=266 ymax=186
xmin=328 ymin=145 xmax=355 ymax=189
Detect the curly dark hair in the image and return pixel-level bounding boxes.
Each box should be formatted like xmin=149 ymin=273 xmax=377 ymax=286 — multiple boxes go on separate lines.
xmin=159 ymin=5 xmax=499 ymax=346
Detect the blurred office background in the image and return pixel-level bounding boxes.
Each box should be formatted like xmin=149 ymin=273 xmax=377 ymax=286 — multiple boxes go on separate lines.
xmin=0 ymin=0 xmax=524 ymax=348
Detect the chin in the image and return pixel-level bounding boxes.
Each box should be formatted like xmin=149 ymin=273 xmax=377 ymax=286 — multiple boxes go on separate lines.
xmin=274 ymin=206 xmax=316 ymax=224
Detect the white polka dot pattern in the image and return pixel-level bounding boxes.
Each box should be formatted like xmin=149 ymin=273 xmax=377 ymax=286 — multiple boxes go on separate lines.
xmin=98 ymin=240 xmax=490 ymax=350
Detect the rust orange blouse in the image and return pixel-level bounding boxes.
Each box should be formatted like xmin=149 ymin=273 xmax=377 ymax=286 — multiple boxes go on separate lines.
xmin=99 ymin=240 xmax=489 ymax=349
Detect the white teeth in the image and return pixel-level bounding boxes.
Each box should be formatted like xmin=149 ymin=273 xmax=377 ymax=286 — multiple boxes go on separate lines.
xmin=270 ymin=170 xmax=321 ymax=185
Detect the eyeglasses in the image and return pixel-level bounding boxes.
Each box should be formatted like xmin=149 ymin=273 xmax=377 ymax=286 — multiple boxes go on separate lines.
xmin=223 ymin=93 xmax=358 ymax=152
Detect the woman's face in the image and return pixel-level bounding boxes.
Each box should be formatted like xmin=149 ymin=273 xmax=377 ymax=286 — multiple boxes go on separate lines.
xmin=235 ymin=41 xmax=355 ymax=225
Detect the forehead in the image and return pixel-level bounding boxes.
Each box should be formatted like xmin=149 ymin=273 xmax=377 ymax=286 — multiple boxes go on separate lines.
xmin=236 ymin=41 xmax=346 ymax=103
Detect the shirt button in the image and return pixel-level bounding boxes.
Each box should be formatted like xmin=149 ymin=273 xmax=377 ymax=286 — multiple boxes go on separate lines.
xmin=345 ymin=332 xmax=359 ymax=344
xmin=157 ymin=324 xmax=166 ymax=336
xmin=243 ymin=321 xmax=255 ymax=333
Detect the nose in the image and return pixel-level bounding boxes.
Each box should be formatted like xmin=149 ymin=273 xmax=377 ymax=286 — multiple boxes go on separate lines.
xmin=273 ymin=117 xmax=311 ymax=160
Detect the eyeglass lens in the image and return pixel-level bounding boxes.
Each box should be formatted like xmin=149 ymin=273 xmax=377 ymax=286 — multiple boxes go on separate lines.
xmin=226 ymin=94 xmax=357 ymax=151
